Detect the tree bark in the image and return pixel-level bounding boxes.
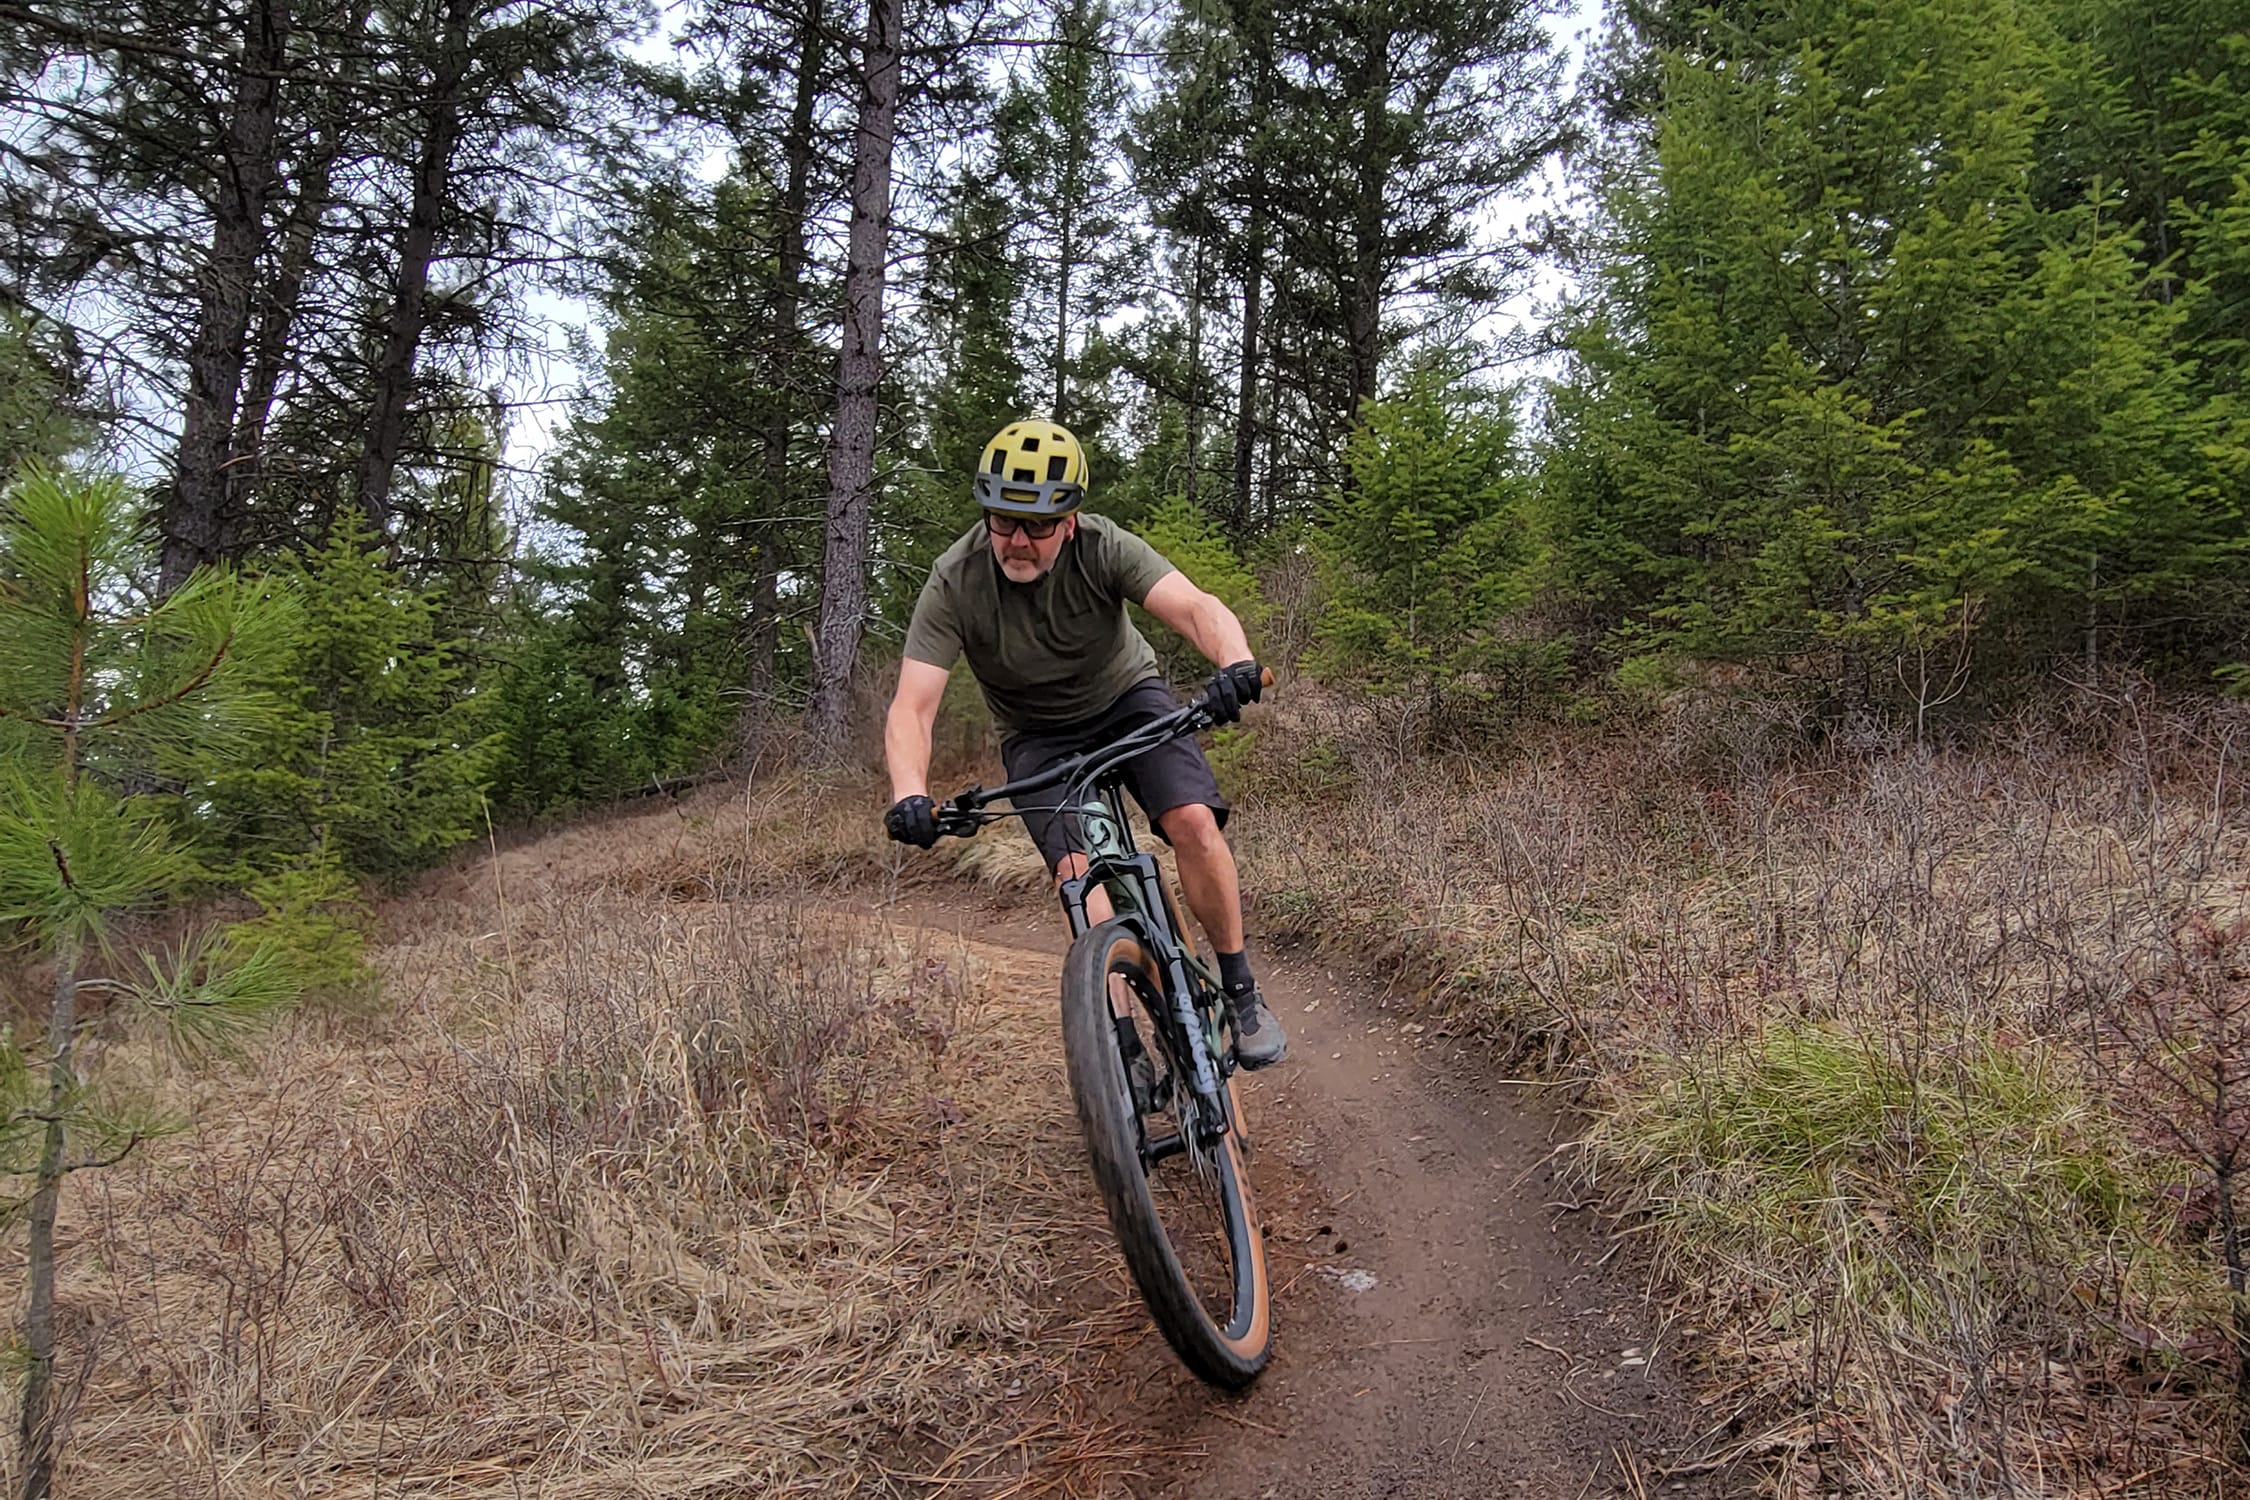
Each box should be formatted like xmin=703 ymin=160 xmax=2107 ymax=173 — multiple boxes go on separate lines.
xmin=738 ymin=0 xmax=823 ymax=763
xmin=1183 ymin=235 xmax=1203 ymax=509
xmin=1231 ymin=204 xmax=1265 ymax=540
xmin=230 ymin=4 xmax=367 ymax=544
xmin=802 ymin=0 xmax=901 ymax=756
xmin=354 ymin=0 xmax=470 ymax=536
xmin=739 ymin=545 xmax=781 ymax=765
xmin=16 ymin=929 xmax=78 ymax=1500
xmin=1052 ymin=170 xmax=1075 ymax=420
xmin=161 ymin=0 xmax=292 ymax=594
xmin=1345 ymin=30 xmax=1390 ymax=422
xmin=18 ymin=569 xmax=87 ymax=1497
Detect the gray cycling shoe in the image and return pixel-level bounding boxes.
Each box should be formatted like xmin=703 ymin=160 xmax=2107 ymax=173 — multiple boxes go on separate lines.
xmin=1226 ymin=987 xmax=1289 ymax=1070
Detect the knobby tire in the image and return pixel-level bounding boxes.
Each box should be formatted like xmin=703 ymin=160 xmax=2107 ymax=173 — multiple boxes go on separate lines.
xmin=1060 ymin=919 xmax=1271 ymax=1388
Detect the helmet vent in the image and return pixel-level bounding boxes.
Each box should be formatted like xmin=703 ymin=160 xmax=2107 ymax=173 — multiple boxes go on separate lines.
xmin=1012 ymin=467 xmax=1036 ymax=482
xmin=1022 ymin=436 xmax=1041 ymax=452
xmin=988 ymin=451 xmax=1005 ymax=475
xmin=1046 ymin=455 xmax=1068 ymax=481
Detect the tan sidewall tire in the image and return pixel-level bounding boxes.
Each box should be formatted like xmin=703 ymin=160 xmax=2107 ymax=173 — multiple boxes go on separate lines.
xmin=1061 ymin=919 xmax=1271 ymax=1387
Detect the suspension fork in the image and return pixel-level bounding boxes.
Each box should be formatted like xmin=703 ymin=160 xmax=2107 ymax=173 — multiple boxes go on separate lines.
xmin=1060 ymin=849 xmax=1232 ymax=1142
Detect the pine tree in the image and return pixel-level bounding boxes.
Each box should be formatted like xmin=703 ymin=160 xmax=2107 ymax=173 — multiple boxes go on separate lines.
xmin=1544 ymin=0 xmax=2246 ymax=698
xmin=196 ymin=512 xmax=494 ymax=885
xmin=1312 ymin=374 xmax=1531 ymax=704
xmin=0 ymin=468 xmax=301 ymax=1498
xmin=805 ymin=0 xmax=903 ymax=755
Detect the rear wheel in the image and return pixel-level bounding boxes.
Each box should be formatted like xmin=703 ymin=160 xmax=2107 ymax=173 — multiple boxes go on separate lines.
xmin=1060 ymin=919 xmax=1270 ymax=1388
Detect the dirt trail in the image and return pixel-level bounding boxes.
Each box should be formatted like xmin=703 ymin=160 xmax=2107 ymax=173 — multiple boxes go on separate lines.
xmin=865 ymin=888 xmax=1742 ymax=1500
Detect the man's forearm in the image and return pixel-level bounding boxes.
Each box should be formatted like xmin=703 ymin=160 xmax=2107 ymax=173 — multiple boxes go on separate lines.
xmin=1192 ymin=595 xmax=1253 ymax=667
xmin=886 ymin=706 xmax=933 ymax=800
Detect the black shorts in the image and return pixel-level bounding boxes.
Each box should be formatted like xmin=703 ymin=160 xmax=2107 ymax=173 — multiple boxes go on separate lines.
xmin=1001 ymin=677 xmax=1229 ymax=872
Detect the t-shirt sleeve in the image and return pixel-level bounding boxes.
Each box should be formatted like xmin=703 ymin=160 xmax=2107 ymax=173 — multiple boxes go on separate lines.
xmin=901 ymin=576 xmax=963 ymax=669
xmin=1100 ymin=523 xmax=1178 ymax=605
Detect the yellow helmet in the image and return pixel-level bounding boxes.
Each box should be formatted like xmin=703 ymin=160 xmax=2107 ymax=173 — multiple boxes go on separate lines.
xmin=974 ymin=419 xmax=1088 ymax=516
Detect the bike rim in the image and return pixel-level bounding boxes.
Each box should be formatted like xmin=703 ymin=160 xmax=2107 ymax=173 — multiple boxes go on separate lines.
xmin=1108 ymin=954 xmax=1266 ymax=1351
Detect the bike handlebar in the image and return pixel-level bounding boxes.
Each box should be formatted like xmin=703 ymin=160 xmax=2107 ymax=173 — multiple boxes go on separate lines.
xmin=933 ymin=668 xmax=1272 ymax=837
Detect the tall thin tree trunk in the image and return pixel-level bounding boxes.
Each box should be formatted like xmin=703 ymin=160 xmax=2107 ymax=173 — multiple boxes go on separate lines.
xmin=161 ymin=0 xmax=292 ymax=594
xmin=1345 ymin=35 xmax=1389 ymax=422
xmin=355 ymin=0 xmax=470 ymax=535
xmin=231 ymin=0 xmax=367 ymax=544
xmin=803 ymin=0 xmax=901 ymax=755
xmin=18 ymin=570 xmax=88 ymax=1499
xmin=1183 ymin=235 xmax=1203 ymax=508
xmin=16 ymin=937 xmax=75 ymax=1500
xmin=16 ymin=932 xmax=78 ymax=1500
xmin=1231 ymin=205 xmax=1265 ymax=540
xmin=738 ymin=0 xmax=824 ymax=762
xmin=739 ymin=548 xmax=781 ymax=766
xmin=1052 ymin=187 xmax=1075 ymax=419
xmin=231 ymin=120 xmax=345 ymax=542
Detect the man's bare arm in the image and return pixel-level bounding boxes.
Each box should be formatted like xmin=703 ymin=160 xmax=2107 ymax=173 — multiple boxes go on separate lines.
xmin=1142 ymin=571 xmax=1253 ymax=667
xmin=885 ymin=659 xmax=952 ymax=800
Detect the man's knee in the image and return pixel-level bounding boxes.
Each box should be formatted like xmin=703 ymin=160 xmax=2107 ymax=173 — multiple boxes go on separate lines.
xmin=1160 ymin=802 xmax=1226 ymax=856
xmin=1053 ymin=851 xmax=1091 ymax=886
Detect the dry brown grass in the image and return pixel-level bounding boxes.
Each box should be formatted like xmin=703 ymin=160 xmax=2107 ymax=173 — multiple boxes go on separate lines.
xmin=4 ymin=790 xmax=1143 ymax=1498
xmin=1215 ymin=678 xmax=2250 ymax=1496
xmin=24 ymin=677 xmax=2242 ymax=1497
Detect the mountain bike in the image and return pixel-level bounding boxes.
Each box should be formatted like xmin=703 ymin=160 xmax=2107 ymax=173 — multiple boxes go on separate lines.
xmin=929 ymin=685 xmax=1272 ymax=1388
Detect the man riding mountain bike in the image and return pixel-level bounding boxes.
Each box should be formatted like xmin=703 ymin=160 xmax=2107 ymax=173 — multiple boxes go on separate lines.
xmin=882 ymin=418 xmax=1289 ymax=1070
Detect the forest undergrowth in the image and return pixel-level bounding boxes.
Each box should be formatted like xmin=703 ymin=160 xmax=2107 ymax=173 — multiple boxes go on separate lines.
xmin=5 ymin=829 xmax=1143 ymax=1497
xmin=638 ymin=674 xmax=2250 ymax=1497
xmin=13 ymin=674 xmax=2247 ymax=1498
xmin=1222 ymin=681 xmax=2250 ymax=1497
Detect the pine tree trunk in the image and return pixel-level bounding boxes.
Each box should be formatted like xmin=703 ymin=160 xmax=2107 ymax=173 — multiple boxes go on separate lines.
xmin=16 ymin=928 xmax=79 ymax=1500
xmin=355 ymin=0 xmax=470 ymax=535
xmin=1184 ymin=236 xmax=1204 ymax=509
xmin=1231 ymin=205 xmax=1265 ymax=540
xmin=231 ymin=3 xmax=363 ymax=544
xmin=737 ymin=0 xmax=823 ymax=762
xmin=1345 ymin=37 xmax=1389 ymax=421
xmin=803 ymin=0 xmax=901 ymax=756
xmin=161 ymin=0 xmax=292 ymax=594
xmin=739 ymin=546 xmax=781 ymax=765
xmin=1053 ymin=193 xmax=1074 ymax=420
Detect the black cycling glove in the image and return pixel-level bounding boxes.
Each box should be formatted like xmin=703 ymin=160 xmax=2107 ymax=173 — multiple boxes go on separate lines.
xmin=1203 ymin=659 xmax=1264 ymax=726
xmin=885 ymin=794 xmax=940 ymax=848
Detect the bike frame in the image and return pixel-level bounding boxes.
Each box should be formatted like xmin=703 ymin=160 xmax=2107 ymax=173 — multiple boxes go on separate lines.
xmin=1053 ymin=784 xmax=1235 ymax=1145
xmin=937 ymin=702 xmax=1240 ymax=1147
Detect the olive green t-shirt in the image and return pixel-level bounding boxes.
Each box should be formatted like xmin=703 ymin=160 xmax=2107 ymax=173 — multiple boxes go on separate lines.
xmin=902 ymin=514 xmax=1178 ymax=733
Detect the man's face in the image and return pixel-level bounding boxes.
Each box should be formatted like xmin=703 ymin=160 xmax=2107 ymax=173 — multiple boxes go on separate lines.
xmin=987 ymin=511 xmax=1075 ymax=583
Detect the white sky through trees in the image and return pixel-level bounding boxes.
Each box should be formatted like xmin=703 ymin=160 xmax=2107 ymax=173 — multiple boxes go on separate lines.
xmin=503 ymin=0 xmax=1600 ymax=500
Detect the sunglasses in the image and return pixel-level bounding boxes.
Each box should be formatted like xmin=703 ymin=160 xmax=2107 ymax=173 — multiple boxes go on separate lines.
xmin=985 ymin=512 xmax=1066 ymax=540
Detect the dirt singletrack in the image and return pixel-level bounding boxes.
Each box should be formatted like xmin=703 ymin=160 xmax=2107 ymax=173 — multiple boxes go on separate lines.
xmin=866 ymin=886 xmax=1745 ymax=1500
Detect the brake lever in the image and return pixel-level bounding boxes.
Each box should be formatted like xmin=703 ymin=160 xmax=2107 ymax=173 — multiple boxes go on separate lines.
xmin=935 ymin=807 xmax=985 ymax=839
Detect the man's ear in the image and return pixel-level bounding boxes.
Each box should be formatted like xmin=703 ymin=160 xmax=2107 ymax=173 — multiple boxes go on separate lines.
xmin=1064 ymin=514 xmax=1080 ymax=542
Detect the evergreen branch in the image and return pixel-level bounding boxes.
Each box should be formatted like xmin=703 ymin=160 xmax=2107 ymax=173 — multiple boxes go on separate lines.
xmin=0 ymin=2 xmax=415 ymax=93
xmin=83 ymin=622 xmax=238 ymax=732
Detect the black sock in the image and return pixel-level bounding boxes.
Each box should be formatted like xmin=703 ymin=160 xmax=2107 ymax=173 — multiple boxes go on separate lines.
xmin=1217 ymin=948 xmax=1255 ymax=995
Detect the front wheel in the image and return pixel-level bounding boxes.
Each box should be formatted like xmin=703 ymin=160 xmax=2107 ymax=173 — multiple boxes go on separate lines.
xmin=1060 ymin=919 xmax=1271 ymax=1388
